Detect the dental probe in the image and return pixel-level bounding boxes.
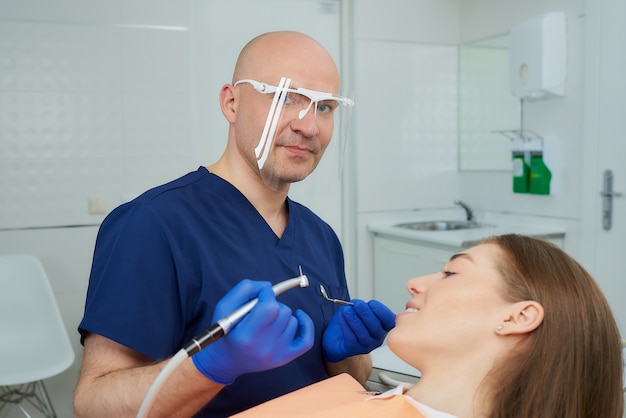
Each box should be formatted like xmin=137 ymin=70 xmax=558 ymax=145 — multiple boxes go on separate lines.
xmin=137 ymin=272 xmax=310 ymax=418
xmin=184 ymin=273 xmax=310 ymax=355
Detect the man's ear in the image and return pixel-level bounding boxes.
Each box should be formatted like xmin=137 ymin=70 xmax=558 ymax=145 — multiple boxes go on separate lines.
xmin=220 ymin=84 xmax=237 ymax=123
xmin=497 ymin=301 xmax=544 ymax=335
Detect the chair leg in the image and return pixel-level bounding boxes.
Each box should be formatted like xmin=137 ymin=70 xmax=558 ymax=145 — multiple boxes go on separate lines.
xmin=34 ymin=381 xmax=56 ymax=418
xmin=0 ymin=381 xmax=57 ymax=418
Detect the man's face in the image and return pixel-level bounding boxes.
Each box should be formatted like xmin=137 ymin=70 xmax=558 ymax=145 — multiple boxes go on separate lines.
xmin=234 ymin=76 xmax=339 ymax=191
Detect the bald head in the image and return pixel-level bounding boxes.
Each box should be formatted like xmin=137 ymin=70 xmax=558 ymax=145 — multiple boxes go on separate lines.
xmin=233 ymin=31 xmax=340 ymax=95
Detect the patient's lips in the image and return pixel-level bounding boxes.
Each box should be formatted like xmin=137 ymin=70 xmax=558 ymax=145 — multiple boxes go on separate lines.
xmin=405 ymin=302 xmax=420 ymax=312
xmin=396 ymin=303 xmax=419 ymax=319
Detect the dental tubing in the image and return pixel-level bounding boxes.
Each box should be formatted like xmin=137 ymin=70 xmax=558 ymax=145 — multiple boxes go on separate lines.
xmin=136 ymin=273 xmax=309 ymax=418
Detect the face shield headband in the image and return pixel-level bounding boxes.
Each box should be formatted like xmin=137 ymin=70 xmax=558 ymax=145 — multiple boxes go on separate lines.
xmin=233 ymin=77 xmax=354 ymax=172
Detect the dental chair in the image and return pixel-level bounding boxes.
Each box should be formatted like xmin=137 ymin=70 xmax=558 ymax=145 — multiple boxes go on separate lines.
xmin=0 ymin=254 xmax=75 ymax=417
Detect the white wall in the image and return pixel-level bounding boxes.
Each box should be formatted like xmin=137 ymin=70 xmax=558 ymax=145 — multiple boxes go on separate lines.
xmin=458 ymin=0 xmax=584 ymax=43
xmin=0 ymin=0 xmax=196 ymax=230
xmin=0 ymin=1 xmax=195 ymax=416
xmin=457 ymin=0 xmax=587 ymax=261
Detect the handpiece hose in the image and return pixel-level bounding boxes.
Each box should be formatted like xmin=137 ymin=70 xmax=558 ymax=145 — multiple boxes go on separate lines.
xmin=184 ymin=274 xmax=309 ymax=355
xmin=137 ymin=273 xmax=310 ymax=418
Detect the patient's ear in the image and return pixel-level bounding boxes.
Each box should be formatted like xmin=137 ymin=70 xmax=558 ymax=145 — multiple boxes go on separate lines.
xmin=498 ymin=301 xmax=544 ymax=335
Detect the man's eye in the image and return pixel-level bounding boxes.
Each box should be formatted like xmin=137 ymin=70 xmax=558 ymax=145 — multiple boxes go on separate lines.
xmin=316 ymin=100 xmax=337 ymax=114
xmin=316 ymin=103 xmax=331 ymax=113
xmin=284 ymin=92 xmax=299 ymax=104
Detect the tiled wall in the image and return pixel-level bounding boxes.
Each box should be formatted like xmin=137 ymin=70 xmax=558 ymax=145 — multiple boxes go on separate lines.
xmin=0 ymin=1 xmax=194 ymax=230
xmin=0 ymin=2 xmax=194 ymax=416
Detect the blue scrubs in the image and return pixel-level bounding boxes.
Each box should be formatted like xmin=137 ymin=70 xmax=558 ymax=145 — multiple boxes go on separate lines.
xmin=78 ymin=167 xmax=349 ymax=417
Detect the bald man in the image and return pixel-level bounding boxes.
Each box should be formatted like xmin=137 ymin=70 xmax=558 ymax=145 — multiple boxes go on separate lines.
xmin=74 ymin=31 xmax=394 ymax=418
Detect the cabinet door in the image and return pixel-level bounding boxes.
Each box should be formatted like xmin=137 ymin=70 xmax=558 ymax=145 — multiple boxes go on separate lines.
xmin=373 ymin=236 xmax=456 ymax=314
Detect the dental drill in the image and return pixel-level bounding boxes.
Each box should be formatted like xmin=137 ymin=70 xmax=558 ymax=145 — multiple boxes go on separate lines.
xmin=136 ymin=272 xmax=309 ymax=418
xmin=183 ymin=273 xmax=310 ymax=355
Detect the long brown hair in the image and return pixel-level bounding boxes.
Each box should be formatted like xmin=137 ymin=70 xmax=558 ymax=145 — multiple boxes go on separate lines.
xmin=481 ymin=234 xmax=623 ymax=418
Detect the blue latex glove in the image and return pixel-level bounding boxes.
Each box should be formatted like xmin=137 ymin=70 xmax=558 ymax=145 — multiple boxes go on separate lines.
xmin=322 ymin=299 xmax=396 ymax=363
xmin=192 ymin=279 xmax=314 ymax=385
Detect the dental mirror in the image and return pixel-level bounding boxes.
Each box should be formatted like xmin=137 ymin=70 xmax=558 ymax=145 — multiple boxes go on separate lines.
xmin=319 ymin=285 xmax=353 ymax=306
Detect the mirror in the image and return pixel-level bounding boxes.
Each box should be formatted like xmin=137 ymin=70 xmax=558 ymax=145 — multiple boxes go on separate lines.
xmin=458 ymin=35 xmax=521 ymax=171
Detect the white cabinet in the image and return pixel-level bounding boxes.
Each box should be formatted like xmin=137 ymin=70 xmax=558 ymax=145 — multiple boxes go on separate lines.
xmin=373 ymin=235 xmax=458 ymax=314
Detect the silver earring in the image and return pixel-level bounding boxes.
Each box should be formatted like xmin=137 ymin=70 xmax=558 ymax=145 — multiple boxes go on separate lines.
xmin=496 ymin=325 xmax=503 ymax=331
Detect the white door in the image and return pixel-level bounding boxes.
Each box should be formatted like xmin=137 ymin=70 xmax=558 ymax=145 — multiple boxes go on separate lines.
xmin=584 ymin=0 xmax=626 ymax=338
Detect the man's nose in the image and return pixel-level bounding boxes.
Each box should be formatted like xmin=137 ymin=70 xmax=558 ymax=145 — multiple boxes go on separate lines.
xmin=291 ymin=102 xmax=319 ymax=137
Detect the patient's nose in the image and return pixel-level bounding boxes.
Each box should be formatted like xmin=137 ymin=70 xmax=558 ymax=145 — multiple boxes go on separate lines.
xmin=406 ymin=273 xmax=437 ymax=295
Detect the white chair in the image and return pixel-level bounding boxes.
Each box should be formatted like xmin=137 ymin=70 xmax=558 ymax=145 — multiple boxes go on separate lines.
xmin=0 ymin=254 xmax=75 ymax=418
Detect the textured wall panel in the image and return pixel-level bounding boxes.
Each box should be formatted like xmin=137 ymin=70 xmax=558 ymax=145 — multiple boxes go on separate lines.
xmin=0 ymin=22 xmax=121 ymax=92
xmin=0 ymin=158 xmax=125 ymax=228
xmin=0 ymin=17 xmax=193 ymax=229
xmin=0 ymin=92 xmax=124 ymax=159
xmin=121 ymin=27 xmax=189 ymax=93
xmin=123 ymin=93 xmax=191 ymax=158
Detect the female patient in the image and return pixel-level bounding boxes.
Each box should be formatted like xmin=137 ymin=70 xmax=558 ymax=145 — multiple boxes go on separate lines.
xmin=235 ymin=234 xmax=623 ymax=417
xmin=388 ymin=233 xmax=623 ymax=417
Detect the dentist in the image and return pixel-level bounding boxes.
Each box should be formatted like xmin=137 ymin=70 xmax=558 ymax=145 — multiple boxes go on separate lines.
xmin=73 ymin=30 xmax=395 ymax=418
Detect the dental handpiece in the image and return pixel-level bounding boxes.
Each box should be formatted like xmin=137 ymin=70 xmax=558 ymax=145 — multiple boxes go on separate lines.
xmin=183 ymin=274 xmax=309 ymax=356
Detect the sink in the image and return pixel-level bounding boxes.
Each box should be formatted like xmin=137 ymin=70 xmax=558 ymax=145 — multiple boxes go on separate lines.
xmin=394 ymin=220 xmax=493 ymax=231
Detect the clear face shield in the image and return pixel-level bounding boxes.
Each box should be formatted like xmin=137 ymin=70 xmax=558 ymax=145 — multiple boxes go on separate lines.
xmin=234 ymin=77 xmax=354 ymax=191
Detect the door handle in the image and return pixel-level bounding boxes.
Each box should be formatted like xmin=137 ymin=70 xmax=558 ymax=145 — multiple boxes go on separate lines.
xmin=600 ymin=170 xmax=623 ymax=230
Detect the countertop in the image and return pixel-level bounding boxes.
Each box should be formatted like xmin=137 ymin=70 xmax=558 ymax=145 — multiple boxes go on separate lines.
xmin=367 ymin=211 xmax=567 ymax=248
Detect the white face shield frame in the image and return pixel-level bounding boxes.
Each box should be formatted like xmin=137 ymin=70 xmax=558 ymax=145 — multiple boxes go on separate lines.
xmin=233 ymin=77 xmax=354 ymax=175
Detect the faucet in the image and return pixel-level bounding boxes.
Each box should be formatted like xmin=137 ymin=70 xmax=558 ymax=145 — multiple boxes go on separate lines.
xmin=454 ymin=200 xmax=474 ymax=222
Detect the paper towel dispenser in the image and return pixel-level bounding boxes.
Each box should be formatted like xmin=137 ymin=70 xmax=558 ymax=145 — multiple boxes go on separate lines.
xmin=509 ymin=11 xmax=566 ymax=99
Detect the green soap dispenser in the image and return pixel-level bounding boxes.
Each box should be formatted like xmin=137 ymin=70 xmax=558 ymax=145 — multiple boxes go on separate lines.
xmin=512 ymin=151 xmax=529 ymax=193
xmin=529 ymin=152 xmax=552 ymax=195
